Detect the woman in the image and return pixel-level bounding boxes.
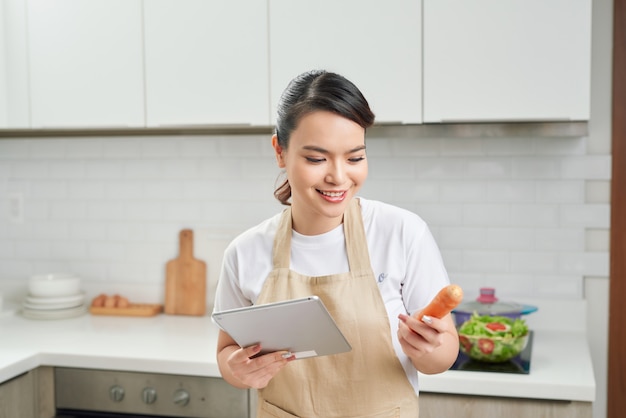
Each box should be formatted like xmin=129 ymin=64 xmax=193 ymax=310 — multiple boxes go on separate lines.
xmin=214 ymin=70 xmax=459 ymax=417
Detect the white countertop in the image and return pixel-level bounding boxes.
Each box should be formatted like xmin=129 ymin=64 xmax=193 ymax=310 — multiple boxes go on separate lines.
xmin=0 ymin=306 xmax=595 ymax=403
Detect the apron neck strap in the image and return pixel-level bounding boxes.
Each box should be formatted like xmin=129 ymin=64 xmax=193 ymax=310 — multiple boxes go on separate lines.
xmin=272 ymin=208 xmax=293 ymax=269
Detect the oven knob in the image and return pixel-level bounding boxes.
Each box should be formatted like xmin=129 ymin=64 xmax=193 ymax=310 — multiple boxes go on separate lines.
xmin=109 ymin=385 xmax=125 ymax=402
xmin=173 ymin=389 xmax=190 ymax=406
xmin=142 ymin=387 xmax=158 ymax=404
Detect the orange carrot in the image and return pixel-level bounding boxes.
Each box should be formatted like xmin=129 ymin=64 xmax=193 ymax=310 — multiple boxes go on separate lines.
xmin=416 ymin=284 xmax=464 ymax=320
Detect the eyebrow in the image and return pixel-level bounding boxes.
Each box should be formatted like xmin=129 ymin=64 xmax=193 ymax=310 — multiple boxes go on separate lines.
xmin=302 ymin=145 xmax=367 ymax=154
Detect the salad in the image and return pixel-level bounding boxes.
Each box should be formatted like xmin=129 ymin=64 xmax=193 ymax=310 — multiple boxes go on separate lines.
xmin=458 ymin=313 xmax=529 ymax=338
xmin=457 ymin=313 xmax=529 ymax=362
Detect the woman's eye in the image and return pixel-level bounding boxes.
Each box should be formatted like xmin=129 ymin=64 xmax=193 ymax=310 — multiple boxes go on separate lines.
xmin=349 ymin=156 xmax=365 ymax=163
xmin=305 ymin=157 xmax=325 ymax=163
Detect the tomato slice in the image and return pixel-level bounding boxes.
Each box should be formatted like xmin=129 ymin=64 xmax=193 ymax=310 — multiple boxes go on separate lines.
xmin=486 ymin=322 xmax=508 ymax=331
xmin=459 ymin=335 xmax=472 ymax=352
xmin=478 ymin=338 xmax=495 ymax=354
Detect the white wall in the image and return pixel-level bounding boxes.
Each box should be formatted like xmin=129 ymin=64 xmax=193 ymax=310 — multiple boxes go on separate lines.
xmin=0 ymin=132 xmax=609 ymax=290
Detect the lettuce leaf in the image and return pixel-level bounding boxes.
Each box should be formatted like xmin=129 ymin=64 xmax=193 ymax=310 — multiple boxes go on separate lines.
xmin=458 ymin=312 xmax=529 ymax=338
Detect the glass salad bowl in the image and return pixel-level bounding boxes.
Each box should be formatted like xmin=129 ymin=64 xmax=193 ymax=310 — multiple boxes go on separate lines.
xmin=457 ymin=313 xmax=530 ymax=363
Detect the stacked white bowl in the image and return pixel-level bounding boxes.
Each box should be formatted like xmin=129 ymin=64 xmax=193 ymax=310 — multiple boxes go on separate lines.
xmin=22 ymin=273 xmax=87 ymax=320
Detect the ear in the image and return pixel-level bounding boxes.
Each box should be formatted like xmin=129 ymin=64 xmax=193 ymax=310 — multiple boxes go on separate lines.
xmin=272 ymin=135 xmax=286 ymax=168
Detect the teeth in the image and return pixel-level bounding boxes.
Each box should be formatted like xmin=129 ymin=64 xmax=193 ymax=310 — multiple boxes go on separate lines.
xmin=321 ymin=191 xmax=343 ymax=197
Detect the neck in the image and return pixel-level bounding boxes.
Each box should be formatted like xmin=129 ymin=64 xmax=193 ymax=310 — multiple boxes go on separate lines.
xmin=290 ymin=206 xmax=344 ymax=236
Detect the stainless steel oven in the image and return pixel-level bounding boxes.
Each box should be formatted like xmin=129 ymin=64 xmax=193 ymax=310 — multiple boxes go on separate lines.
xmin=54 ymin=368 xmax=251 ymax=418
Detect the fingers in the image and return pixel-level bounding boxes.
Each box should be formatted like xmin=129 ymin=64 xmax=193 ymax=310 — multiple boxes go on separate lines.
xmin=401 ymin=313 xmax=450 ymax=333
xmin=397 ymin=314 xmax=446 ymax=357
xmin=228 ymin=345 xmax=295 ymax=389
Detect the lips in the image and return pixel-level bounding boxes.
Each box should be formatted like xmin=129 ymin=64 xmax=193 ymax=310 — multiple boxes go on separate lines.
xmin=318 ymin=189 xmax=347 ymax=201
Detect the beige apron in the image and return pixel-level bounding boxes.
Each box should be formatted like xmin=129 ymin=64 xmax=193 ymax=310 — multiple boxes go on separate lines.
xmin=256 ymin=199 xmax=419 ymax=418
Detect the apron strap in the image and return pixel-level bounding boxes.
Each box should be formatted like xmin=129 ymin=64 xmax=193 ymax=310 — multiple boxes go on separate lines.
xmin=344 ymin=198 xmax=373 ymax=273
xmin=272 ymin=208 xmax=292 ymax=269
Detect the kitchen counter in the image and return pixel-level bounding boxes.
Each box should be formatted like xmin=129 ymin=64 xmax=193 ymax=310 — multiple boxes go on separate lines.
xmin=0 ymin=308 xmax=595 ymax=403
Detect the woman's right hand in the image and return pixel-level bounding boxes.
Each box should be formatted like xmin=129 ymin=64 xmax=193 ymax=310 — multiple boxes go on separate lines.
xmin=224 ymin=344 xmax=295 ymax=389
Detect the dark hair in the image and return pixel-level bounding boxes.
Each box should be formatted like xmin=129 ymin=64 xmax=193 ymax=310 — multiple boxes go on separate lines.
xmin=273 ymin=70 xmax=375 ymax=205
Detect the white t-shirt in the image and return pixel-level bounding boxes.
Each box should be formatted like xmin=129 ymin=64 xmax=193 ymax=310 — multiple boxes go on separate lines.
xmin=213 ymin=197 xmax=450 ymax=393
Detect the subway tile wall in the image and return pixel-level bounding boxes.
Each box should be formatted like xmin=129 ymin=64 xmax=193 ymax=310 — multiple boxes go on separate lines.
xmin=0 ymin=133 xmax=611 ymax=301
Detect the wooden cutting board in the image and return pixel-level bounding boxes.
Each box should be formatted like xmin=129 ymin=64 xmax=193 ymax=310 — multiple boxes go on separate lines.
xmin=165 ymin=229 xmax=207 ymax=316
xmin=90 ymin=304 xmax=163 ymax=317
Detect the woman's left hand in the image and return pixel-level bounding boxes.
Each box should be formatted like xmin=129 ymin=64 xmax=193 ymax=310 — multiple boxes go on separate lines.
xmin=397 ymin=313 xmax=459 ymax=373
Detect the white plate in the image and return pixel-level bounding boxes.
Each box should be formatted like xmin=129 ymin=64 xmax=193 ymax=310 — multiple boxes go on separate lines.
xmin=22 ymin=299 xmax=84 ymax=311
xmin=21 ymin=304 xmax=88 ymax=320
xmin=25 ymin=292 xmax=85 ymax=306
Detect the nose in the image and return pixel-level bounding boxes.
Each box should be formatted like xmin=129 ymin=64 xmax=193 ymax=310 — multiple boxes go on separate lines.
xmin=325 ymin=160 xmax=347 ymax=185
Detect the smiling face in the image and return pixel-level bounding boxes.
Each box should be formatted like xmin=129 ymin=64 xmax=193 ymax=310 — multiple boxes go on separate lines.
xmin=273 ymin=110 xmax=368 ymax=235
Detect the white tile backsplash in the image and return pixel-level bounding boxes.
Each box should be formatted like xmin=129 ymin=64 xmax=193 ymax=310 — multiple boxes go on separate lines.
xmin=533 ymin=275 xmax=584 ymax=299
xmin=0 ymin=133 xmax=611 ymax=306
xmin=483 ymin=137 xmax=534 ymax=155
xmin=510 ymin=204 xmax=559 ymax=226
xmin=386 ymin=136 xmax=439 ymax=156
xmin=31 ymin=180 xmax=68 ymax=198
xmin=535 ymin=228 xmax=585 ymax=251
xmin=511 ymin=157 xmax=562 ymax=179
xmin=559 ymin=252 xmax=610 ymax=276
xmin=49 ymin=161 xmax=85 ymax=178
xmin=49 ymin=200 xmax=87 ymax=220
xmin=585 ymin=180 xmax=611 ymax=203
xmin=180 ymin=137 xmax=220 ymax=157
xmin=440 ymin=181 xmax=486 ymax=202
xmin=463 ymin=203 xmax=510 ymax=226
xmin=585 ymin=228 xmax=610 ymax=252
xmin=440 ymin=137 xmax=484 ymax=155
xmin=536 ymin=180 xmax=584 ymax=203
xmin=560 ymin=203 xmax=610 ymax=228
xmin=65 ymin=138 xmax=104 ymax=158
xmin=102 ymin=138 xmax=143 ymax=158
xmin=69 ymin=181 xmax=105 ymax=199
xmin=510 ymin=251 xmax=559 ymax=274
xmin=139 ymin=138 xmax=180 ymax=157
xmin=534 ymin=136 xmax=587 ymax=155
xmin=0 ymin=141 xmax=28 ymax=158
xmin=486 ymin=181 xmax=535 ymax=202
xmin=462 ymin=250 xmax=510 ymax=273
xmin=394 ymin=180 xmax=439 ymax=202
xmin=12 ymin=160 xmax=47 ymax=178
xmin=414 ymin=203 xmax=464 ymax=226
xmin=561 ymin=155 xmax=612 ymax=179
xmin=485 ymin=227 xmax=535 ymax=250
xmin=86 ymin=161 xmax=125 ymax=179
xmin=123 ymin=160 xmax=162 ymax=178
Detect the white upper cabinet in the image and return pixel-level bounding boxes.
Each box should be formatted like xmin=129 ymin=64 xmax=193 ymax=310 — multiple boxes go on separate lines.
xmin=0 ymin=0 xmax=29 ymax=128
xmin=143 ymin=0 xmax=270 ymax=127
xmin=423 ymin=0 xmax=592 ymax=123
xmin=27 ymin=0 xmax=144 ymax=128
xmin=269 ymin=0 xmax=422 ymax=125
xmin=0 ymin=1 xmax=7 ymax=127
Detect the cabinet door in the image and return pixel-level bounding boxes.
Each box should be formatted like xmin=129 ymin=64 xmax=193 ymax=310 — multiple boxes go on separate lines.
xmin=269 ymin=0 xmax=422 ymax=125
xmin=0 ymin=0 xmax=29 ymax=128
xmin=0 ymin=372 xmax=35 ymax=418
xmin=420 ymin=393 xmax=592 ymax=418
xmin=144 ymin=0 xmax=269 ymax=127
xmin=27 ymin=0 xmax=144 ymax=128
xmin=423 ymin=0 xmax=592 ymax=123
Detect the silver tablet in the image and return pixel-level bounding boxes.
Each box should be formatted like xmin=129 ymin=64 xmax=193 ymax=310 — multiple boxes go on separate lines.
xmin=211 ymin=296 xmax=352 ymax=359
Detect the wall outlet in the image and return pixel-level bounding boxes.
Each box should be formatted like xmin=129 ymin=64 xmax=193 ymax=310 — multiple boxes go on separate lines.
xmin=8 ymin=192 xmax=24 ymax=223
